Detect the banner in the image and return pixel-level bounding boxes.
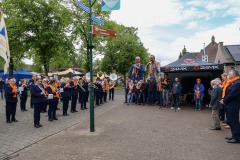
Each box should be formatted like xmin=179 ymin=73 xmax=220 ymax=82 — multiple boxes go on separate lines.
xmin=102 ymin=0 xmax=120 ymax=11
xmin=0 ymin=12 xmax=10 ymax=74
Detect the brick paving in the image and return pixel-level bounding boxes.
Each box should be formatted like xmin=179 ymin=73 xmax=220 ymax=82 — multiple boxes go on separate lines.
xmin=1 ymin=90 xmax=240 ymax=160
xmin=0 ymin=92 xmax=121 ymax=160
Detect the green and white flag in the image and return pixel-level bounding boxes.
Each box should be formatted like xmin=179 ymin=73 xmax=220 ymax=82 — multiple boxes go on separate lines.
xmin=102 ymin=0 xmax=120 ymax=11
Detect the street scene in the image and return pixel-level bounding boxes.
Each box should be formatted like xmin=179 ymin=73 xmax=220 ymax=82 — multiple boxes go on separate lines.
xmin=0 ymin=0 xmax=240 ymax=160
xmin=0 ymin=90 xmax=239 ymax=160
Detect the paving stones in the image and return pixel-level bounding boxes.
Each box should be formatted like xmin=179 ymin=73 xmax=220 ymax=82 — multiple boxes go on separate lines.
xmin=0 ymin=94 xmax=119 ymax=159
xmin=1 ymin=90 xmax=240 ymax=160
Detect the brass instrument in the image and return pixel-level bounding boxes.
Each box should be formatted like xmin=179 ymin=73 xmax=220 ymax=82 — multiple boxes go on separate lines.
xmin=97 ymin=71 xmax=104 ymax=80
xmin=109 ymin=73 xmax=117 ymax=81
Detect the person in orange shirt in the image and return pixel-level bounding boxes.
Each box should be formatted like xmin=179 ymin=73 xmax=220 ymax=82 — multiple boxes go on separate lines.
xmin=220 ymin=73 xmax=229 ymax=126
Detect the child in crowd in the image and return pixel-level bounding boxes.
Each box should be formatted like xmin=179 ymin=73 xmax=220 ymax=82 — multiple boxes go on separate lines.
xmin=194 ymin=86 xmax=202 ymax=110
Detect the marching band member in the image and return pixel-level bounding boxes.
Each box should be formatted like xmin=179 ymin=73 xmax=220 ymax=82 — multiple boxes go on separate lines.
xmin=80 ymin=76 xmax=88 ymax=110
xmin=5 ymin=78 xmax=19 ymax=123
xmin=19 ymin=79 xmax=28 ymax=111
xmin=55 ymin=79 xmax=61 ymax=110
xmin=102 ymin=79 xmax=109 ymax=103
xmin=28 ymin=75 xmax=36 ymax=109
xmin=109 ymin=80 xmax=115 ymax=101
xmin=30 ymin=78 xmax=45 ymax=128
xmin=46 ymin=79 xmax=60 ymax=121
xmin=61 ymin=78 xmax=71 ymax=116
xmin=129 ymin=56 xmax=145 ymax=81
xmin=99 ymin=79 xmax=104 ymax=105
xmin=41 ymin=78 xmax=49 ymax=113
xmin=94 ymin=78 xmax=102 ymax=106
xmin=146 ymin=55 xmax=160 ymax=81
xmin=70 ymin=77 xmax=79 ymax=113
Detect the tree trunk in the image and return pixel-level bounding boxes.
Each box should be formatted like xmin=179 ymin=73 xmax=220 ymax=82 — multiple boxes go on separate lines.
xmin=44 ymin=64 xmax=48 ymax=76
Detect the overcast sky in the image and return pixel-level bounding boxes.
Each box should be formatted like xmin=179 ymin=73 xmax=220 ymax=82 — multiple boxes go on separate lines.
xmin=110 ymin=0 xmax=240 ymax=66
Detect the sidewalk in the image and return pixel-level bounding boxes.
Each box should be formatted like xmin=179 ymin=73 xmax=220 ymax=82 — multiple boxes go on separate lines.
xmin=7 ymin=94 xmax=240 ymax=160
xmin=0 ymin=93 xmax=120 ymax=160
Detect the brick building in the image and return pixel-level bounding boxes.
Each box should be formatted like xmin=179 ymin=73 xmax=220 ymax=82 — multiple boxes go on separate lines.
xmin=192 ymin=36 xmax=240 ymax=73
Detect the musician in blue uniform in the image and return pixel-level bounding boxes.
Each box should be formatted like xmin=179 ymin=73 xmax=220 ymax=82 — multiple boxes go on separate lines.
xmin=5 ymin=78 xmax=19 ymax=123
xmin=46 ymin=79 xmax=60 ymax=121
xmin=28 ymin=75 xmax=36 ymax=109
xmin=221 ymin=70 xmax=240 ymax=143
xmin=30 ymin=78 xmax=46 ymax=128
xmin=80 ymin=76 xmax=88 ymax=110
xmin=94 ymin=78 xmax=102 ymax=106
xmin=61 ymin=78 xmax=71 ymax=116
xmin=70 ymin=77 xmax=79 ymax=113
xmin=41 ymin=78 xmax=49 ymax=113
xmin=19 ymin=79 xmax=28 ymax=111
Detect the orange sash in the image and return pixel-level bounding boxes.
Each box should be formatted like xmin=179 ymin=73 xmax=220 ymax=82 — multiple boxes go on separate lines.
xmin=49 ymin=85 xmax=59 ymax=98
xmin=222 ymin=77 xmax=240 ymax=98
xmin=158 ymin=83 xmax=162 ymax=91
xmin=163 ymin=78 xmax=167 ymax=84
xmin=73 ymin=80 xmax=77 ymax=89
xmin=222 ymin=80 xmax=227 ymax=88
xmin=9 ymin=82 xmax=17 ymax=98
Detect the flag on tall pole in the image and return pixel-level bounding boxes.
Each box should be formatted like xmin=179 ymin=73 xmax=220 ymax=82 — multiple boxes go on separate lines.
xmin=0 ymin=12 xmax=10 ymax=74
xmin=202 ymin=43 xmax=206 ymax=62
xmin=102 ymin=0 xmax=120 ymax=11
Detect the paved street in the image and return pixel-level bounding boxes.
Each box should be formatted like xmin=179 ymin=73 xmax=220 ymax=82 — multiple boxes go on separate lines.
xmin=1 ymin=90 xmax=240 ymax=160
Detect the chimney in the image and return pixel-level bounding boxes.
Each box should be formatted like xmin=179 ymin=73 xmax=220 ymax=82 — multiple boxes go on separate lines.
xmin=211 ymin=36 xmax=215 ymax=44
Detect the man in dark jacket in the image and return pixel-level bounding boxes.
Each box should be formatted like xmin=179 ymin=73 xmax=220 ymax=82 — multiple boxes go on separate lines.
xmin=209 ymin=79 xmax=222 ymax=130
xmin=220 ymin=70 xmax=240 ymax=143
xmin=139 ymin=80 xmax=146 ymax=105
xmin=147 ymin=77 xmax=156 ymax=105
xmin=171 ymin=77 xmax=182 ymax=111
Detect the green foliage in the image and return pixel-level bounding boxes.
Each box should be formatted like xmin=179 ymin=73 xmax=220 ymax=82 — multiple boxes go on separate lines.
xmin=179 ymin=45 xmax=187 ymax=59
xmin=100 ymin=21 xmax=149 ymax=76
xmin=65 ymin=0 xmax=111 ymax=71
xmin=3 ymin=0 xmax=74 ymax=75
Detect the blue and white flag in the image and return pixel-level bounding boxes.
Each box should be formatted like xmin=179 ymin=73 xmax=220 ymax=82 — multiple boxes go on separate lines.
xmin=0 ymin=12 xmax=10 ymax=74
xmin=202 ymin=43 xmax=206 ymax=62
xmin=102 ymin=0 xmax=120 ymax=11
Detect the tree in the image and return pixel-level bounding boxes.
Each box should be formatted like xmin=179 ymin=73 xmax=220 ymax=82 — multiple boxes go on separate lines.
xmin=101 ymin=22 xmax=149 ymax=76
xmin=3 ymin=0 xmax=74 ymax=75
xmin=65 ymin=0 xmax=111 ymax=71
xmin=179 ymin=45 xmax=187 ymax=59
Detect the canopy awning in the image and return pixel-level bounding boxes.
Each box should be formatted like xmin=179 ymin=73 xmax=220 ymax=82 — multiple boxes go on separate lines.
xmin=161 ymin=53 xmax=224 ymax=73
